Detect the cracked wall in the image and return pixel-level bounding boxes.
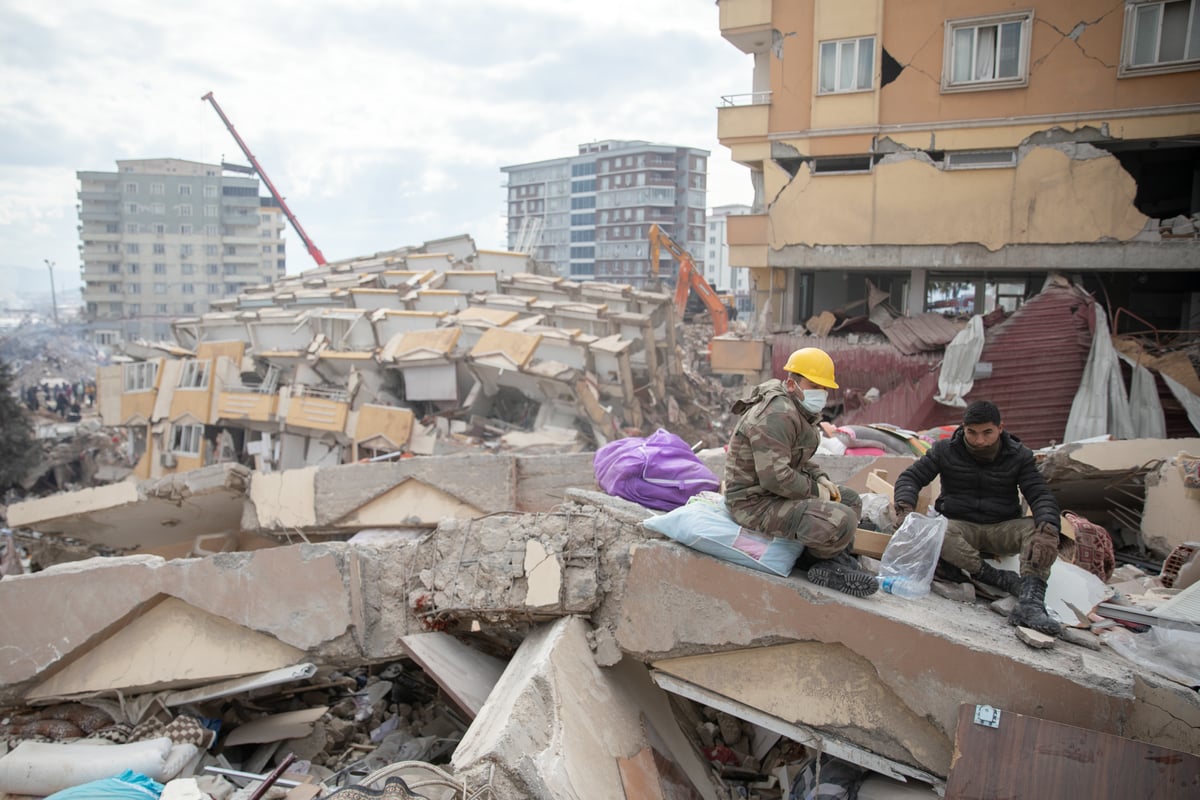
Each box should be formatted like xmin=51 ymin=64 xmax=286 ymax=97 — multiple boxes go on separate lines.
xmin=757 ymin=1 xmax=1195 ymax=253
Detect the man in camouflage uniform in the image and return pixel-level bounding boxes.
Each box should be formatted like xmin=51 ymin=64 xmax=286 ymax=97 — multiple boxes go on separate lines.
xmin=724 ymin=347 xmax=877 ymax=596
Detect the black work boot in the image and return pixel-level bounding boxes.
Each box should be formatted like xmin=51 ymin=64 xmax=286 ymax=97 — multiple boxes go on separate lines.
xmin=974 ymin=561 xmax=1023 ymax=597
xmin=1008 ymin=576 xmax=1062 ymax=636
xmin=806 ymin=558 xmax=879 ymax=597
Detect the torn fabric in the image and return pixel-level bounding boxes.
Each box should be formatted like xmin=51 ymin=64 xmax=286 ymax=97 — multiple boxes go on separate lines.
xmin=935 ymin=315 xmax=985 ymax=408
xmin=1064 ymin=314 xmax=1134 ymax=443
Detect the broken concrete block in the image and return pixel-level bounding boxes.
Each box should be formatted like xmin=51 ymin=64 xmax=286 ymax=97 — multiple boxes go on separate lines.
xmin=1016 ymin=626 xmax=1057 ymax=649
xmin=451 ymin=617 xmax=719 ymax=799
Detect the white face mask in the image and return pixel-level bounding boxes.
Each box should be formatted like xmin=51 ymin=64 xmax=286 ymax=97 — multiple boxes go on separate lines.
xmin=800 ymin=388 xmax=828 ymax=414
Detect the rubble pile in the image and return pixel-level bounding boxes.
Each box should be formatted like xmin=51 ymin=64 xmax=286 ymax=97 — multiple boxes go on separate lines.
xmin=0 ymin=322 xmax=109 ymax=391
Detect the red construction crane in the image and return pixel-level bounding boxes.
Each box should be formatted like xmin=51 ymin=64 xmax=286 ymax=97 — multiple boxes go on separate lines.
xmin=201 ymin=91 xmax=327 ymax=267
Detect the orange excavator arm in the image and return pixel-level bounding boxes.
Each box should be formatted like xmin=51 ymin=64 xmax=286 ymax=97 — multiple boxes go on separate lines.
xmin=648 ymin=224 xmax=729 ymax=336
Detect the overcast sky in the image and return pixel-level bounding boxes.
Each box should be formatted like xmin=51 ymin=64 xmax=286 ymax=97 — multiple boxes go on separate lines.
xmin=0 ymin=0 xmax=755 ymax=300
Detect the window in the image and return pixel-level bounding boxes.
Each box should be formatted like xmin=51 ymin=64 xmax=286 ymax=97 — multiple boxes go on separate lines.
xmin=153 ymin=243 xmax=166 ymax=254
xmin=150 ymin=183 xmax=164 ymax=195
xmin=943 ymin=12 xmax=1032 ymax=91
xmin=819 ymin=36 xmax=875 ymax=93
xmin=153 ymin=224 xmax=165 ymax=234
xmin=810 ymin=155 xmax=874 ymax=174
xmin=126 ymin=223 xmax=138 ymax=233
xmin=108 ymin=263 xmax=121 ymax=274
xmin=177 ymin=360 xmax=210 ymax=389
xmin=127 ymin=263 xmax=140 ymax=274
xmin=205 ymin=225 xmax=218 ymax=236
xmin=944 ymin=149 xmax=1018 ymax=169
xmin=183 ymin=303 xmax=195 ymax=314
xmin=178 ymin=204 xmax=192 ymax=217
xmin=128 ymin=303 xmax=140 ymax=315
xmin=182 ymin=284 xmax=195 ymax=294
xmin=154 ymin=263 xmax=166 ymax=274
xmin=151 ymin=202 xmax=164 ymax=215
xmin=127 ymin=203 xmax=138 ymax=214
xmin=178 ymin=185 xmax=192 ymax=196
xmin=181 ymin=244 xmax=193 ymax=257
xmin=127 ymin=284 xmax=141 ymax=294
xmin=181 ymin=263 xmax=195 ymax=274
xmin=154 ymin=283 xmax=167 ymax=294
xmin=180 ymin=224 xmax=193 ymax=235
xmin=169 ymin=423 xmax=204 ymax=456
xmin=207 ymin=263 xmax=219 ymax=274
xmin=1121 ymin=0 xmax=1200 ymax=75
xmin=125 ymin=243 xmax=139 ymax=254
xmin=125 ymin=182 xmax=137 ymax=194
xmin=123 ymin=361 xmax=158 ymax=392
xmin=204 ymin=205 xmax=218 ymax=217
xmin=156 ymin=303 xmax=168 ymax=313
xmin=203 ymin=185 xmax=218 ymax=197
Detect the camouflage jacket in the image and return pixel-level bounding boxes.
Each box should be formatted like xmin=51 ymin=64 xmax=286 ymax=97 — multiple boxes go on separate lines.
xmin=723 ymin=379 xmax=826 ymax=506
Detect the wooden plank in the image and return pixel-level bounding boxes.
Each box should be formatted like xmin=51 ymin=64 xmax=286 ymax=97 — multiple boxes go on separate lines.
xmin=853 ymin=528 xmax=891 ymax=559
xmin=399 ymin=632 xmax=507 ymax=720
xmin=945 ymin=704 xmax=1200 ymax=799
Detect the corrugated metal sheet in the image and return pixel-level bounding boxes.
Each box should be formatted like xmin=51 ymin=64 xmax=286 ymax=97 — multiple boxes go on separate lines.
xmin=769 ymin=334 xmax=941 ymax=410
xmin=879 ymin=314 xmax=966 ymax=355
xmin=836 ymin=282 xmax=1097 ymax=449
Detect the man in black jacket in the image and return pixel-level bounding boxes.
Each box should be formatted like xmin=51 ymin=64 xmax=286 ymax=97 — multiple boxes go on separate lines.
xmin=893 ymin=400 xmax=1063 ymax=635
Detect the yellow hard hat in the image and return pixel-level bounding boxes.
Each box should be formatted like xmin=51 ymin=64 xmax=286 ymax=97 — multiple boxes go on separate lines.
xmin=783 ymin=347 xmax=838 ymax=389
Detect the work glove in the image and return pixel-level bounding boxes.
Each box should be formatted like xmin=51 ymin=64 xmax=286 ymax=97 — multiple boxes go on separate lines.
xmin=892 ymin=502 xmax=914 ymax=529
xmin=1028 ymin=521 xmax=1061 ymax=571
xmin=816 ymin=476 xmax=841 ymax=503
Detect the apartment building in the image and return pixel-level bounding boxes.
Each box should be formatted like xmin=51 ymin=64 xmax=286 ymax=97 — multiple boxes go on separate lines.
xmin=78 ymin=159 xmax=286 ymax=343
xmin=705 ymin=204 xmax=754 ymax=313
xmin=717 ymin=0 xmax=1200 ymax=330
xmin=502 ymin=140 xmax=709 ymax=286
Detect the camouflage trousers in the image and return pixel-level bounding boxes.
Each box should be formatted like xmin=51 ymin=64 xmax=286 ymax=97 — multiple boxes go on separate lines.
xmin=727 ymin=486 xmax=861 ymax=559
xmin=940 ymin=517 xmax=1051 ymax=580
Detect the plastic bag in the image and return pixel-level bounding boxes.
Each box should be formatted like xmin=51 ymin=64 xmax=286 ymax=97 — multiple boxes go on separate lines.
xmin=594 ymin=428 xmax=719 ymax=511
xmin=858 ymin=492 xmax=893 ymax=532
xmin=1100 ymin=626 xmax=1200 ymax=688
xmin=643 ymin=492 xmax=805 ymax=577
xmin=877 ymin=512 xmax=947 ymax=599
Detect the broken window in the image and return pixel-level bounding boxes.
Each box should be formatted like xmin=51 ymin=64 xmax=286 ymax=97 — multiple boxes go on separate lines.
xmin=177 ymin=360 xmax=211 ymax=390
xmin=818 ymin=35 xmax=875 ymax=93
xmin=123 ymin=361 xmax=158 ymax=392
xmin=169 ymin=422 xmax=204 ymax=456
xmin=1121 ymin=0 xmax=1200 ymax=75
xmin=944 ymin=149 xmax=1018 ymax=170
xmin=942 ymin=11 xmax=1031 ymax=91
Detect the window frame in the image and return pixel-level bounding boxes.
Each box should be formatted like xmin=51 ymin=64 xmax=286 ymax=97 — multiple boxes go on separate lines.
xmin=123 ymin=361 xmax=159 ymax=392
xmin=169 ymin=422 xmax=204 ymax=456
xmin=1119 ymin=0 xmax=1200 ymax=77
xmin=817 ymin=35 xmax=877 ymax=95
xmin=177 ymin=359 xmax=211 ymax=390
xmin=941 ymin=10 xmax=1034 ymax=93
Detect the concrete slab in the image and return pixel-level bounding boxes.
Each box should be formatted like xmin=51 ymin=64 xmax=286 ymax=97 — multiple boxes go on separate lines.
xmin=451 ymin=617 xmax=719 ymax=800
xmin=605 ymin=539 xmax=1200 ymax=778
xmin=7 ymin=464 xmax=251 ymax=552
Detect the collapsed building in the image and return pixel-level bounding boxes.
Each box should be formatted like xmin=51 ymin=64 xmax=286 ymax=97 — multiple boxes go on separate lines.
xmin=2 ymin=443 xmax=1199 ymax=798
xmin=89 ymin=233 xmax=748 ymax=484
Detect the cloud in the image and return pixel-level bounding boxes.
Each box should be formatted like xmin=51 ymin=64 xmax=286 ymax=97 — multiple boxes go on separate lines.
xmin=0 ymin=0 xmax=753 ymax=283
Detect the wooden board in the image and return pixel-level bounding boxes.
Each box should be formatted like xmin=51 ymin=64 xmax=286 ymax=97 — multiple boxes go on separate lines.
xmin=945 ymin=704 xmax=1200 ymax=799
xmin=399 ymin=632 xmax=507 ymax=720
xmin=853 ymin=528 xmax=891 ymax=559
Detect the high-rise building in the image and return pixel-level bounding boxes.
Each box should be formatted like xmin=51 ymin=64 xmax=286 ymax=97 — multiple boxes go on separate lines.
xmin=717 ymin=0 xmax=1199 ymax=330
xmin=78 ymin=158 xmax=286 ymax=343
xmin=502 ymin=140 xmax=709 ymax=286
xmin=705 ymin=204 xmax=753 ymax=313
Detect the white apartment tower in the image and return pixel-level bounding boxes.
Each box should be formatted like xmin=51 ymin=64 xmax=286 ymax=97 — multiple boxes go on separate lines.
xmin=78 ymin=158 xmax=286 ymax=343
xmin=502 ymin=140 xmax=708 ymax=286
xmin=705 ymin=204 xmax=753 ymax=313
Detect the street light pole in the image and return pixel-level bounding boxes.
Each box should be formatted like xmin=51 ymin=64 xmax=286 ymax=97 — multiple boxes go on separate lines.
xmin=44 ymin=259 xmax=59 ymax=326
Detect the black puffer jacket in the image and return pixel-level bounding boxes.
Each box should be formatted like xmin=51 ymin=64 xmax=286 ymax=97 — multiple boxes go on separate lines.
xmin=893 ymin=428 xmax=1059 ymax=527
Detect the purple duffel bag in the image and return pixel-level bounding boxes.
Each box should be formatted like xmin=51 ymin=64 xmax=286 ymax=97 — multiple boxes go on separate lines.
xmin=593 ymin=428 xmax=720 ymax=511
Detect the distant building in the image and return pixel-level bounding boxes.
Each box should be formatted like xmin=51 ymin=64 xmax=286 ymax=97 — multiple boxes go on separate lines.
xmin=502 ymin=140 xmax=709 ymax=286
xmin=78 ymin=159 xmax=286 ymax=343
xmin=705 ymin=204 xmax=753 ymax=313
